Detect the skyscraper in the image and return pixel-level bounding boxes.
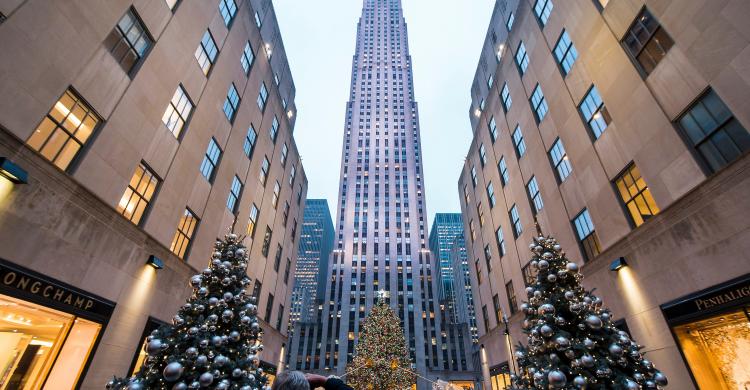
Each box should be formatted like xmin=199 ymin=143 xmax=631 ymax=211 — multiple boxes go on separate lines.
xmin=295 ymin=0 xmax=455 ymax=386
xmin=429 ymin=213 xmax=466 ymax=319
xmin=290 ymin=199 xmax=334 ymax=326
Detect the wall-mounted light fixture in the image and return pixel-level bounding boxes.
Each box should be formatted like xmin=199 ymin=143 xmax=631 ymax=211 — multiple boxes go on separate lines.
xmin=0 ymin=157 xmax=28 ymax=184
xmin=146 ymin=255 xmax=164 ymax=270
xmin=610 ymin=257 xmax=628 ymax=272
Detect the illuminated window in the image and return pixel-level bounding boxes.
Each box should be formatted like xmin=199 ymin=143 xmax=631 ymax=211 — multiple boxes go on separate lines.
xmin=227 ymin=175 xmax=243 ymax=213
xmin=500 ymin=83 xmax=512 ymax=112
xmin=117 ymin=162 xmax=159 ymax=225
xmin=162 ymin=85 xmax=193 ymax=138
xmin=247 ymin=204 xmax=259 ymax=237
xmin=241 ymin=42 xmax=255 ymax=75
xmin=170 ymin=208 xmax=198 ymax=259
xmin=490 ymin=364 xmax=512 ymax=390
xmin=615 ymin=163 xmax=659 ymax=227
xmin=580 ymin=85 xmax=611 ymax=139
xmin=272 ymin=181 xmax=281 ymax=209
xmin=260 ymin=156 xmax=270 ymax=186
xmin=463 ymin=184 xmax=470 ymax=205
xmin=498 ymin=157 xmax=509 ymax=186
xmin=129 ymin=318 xmax=164 ymax=375
xmin=573 ymin=209 xmax=601 ymax=262
xmin=509 ymin=204 xmax=522 ymax=238
xmin=515 ymin=42 xmax=529 ymax=75
xmin=104 ymin=8 xmax=152 ymax=75
xmin=549 ymin=138 xmax=572 ymax=182
xmin=488 ymin=116 xmax=498 ymax=142
xmin=530 ymin=84 xmax=548 ymax=122
xmin=223 ymin=83 xmax=241 ymax=122
xmin=505 ymin=281 xmax=517 ymax=314
xmin=469 ymin=220 xmax=476 ymax=242
xmin=218 ymin=0 xmax=237 ymax=27
xmin=270 ymin=116 xmax=280 ymax=142
xmin=512 ymin=125 xmax=526 ymax=157
xmin=553 ymin=30 xmax=578 ymax=75
xmin=244 ymin=125 xmax=258 ymax=158
xmin=27 ymin=89 xmax=100 ymax=171
xmin=526 ymin=176 xmax=543 ymax=213
xmin=622 ymin=8 xmax=674 ymax=75
xmin=195 ymin=30 xmax=218 ymax=75
xmin=200 ymin=138 xmax=222 ymax=182
xmin=257 ymin=82 xmax=269 ymax=111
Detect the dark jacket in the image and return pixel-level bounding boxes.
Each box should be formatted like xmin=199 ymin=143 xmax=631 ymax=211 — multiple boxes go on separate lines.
xmin=323 ymin=378 xmax=354 ymax=390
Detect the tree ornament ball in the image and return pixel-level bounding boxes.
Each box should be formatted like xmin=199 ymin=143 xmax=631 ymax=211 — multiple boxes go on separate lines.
xmin=190 ymin=275 xmax=202 ymax=287
xmin=553 ymin=244 xmax=562 ymax=251
xmin=555 ymin=336 xmax=570 ymax=349
xmin=565 ymin=349 xmax=576 ymax=359
xmin=172 ymin=383 xmax=187 ymax=390
xmin=584 ymin=338 xmax=595 ymax=349
xmin=586 ymin=314 xmax=603 ymax=329
xmin=573 ymin=376 xmax=586 ymax=387
xmin=564 ymin=291 xmax=575 ymax=300
xmin=566 ymin=262 xmax=579 ymax=272
xmin=186 ymin=347 xmax=198 ymax=358
xmin=538 ymin=260 xmax=550 ymax=269
xmin=127 ymin=382 xmax=143 ymax=390
xmin=548 ymin=370 xmax=567 ymax=387
xmin=609 ymin=343 xmax=624 ymax=357
xmin=198 ymin=372 xmax=214 ymax=387
xmin=542 ymin=252 xmax=553 ymax=260
xmin=189 ymin=381 xmax=200 ymax=389
xmin=146 ymin=339 xmax=162 ymax=354
xmin=547 ymin=274 xmax=558 ymax=282
xmin=196 ymin=355 xmax=208 ymax=366
xmin=163 ymin=362 xmax=184 ymax=382
xmin=539 ymin=303 xmax=555 ymax=315
xmin=581 ymin=354 xmax=595 ymax=368
xmin=540 ymin=325 xmax=554 ymax=338
xmin=654 ymin=371 xmax=668 ymax=385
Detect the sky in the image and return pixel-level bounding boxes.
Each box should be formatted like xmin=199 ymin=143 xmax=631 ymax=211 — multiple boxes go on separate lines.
xmin=274 ymin=0 xmax=495 ymax=226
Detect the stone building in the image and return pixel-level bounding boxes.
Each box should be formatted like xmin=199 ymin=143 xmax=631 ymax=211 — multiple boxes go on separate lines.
xmin=0 ymin=0 xmax=306 ymax=388
xmin=458 ymin=0 xmax=750 ymax=389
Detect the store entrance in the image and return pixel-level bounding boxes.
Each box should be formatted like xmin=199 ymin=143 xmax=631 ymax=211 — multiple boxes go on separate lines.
xmin=673 ymin=307 xmax=750 ymax=390
xmin=0 ymin=294 xmax=101 ymax=390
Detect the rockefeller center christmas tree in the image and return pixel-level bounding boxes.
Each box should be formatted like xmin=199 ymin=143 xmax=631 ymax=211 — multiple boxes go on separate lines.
xmin=107 ymin=234 xmax=267 ymax=390
xmin=511 ymin=234 xmax=668 ymax=389
xmin=345 ymin=292 xmax=416 ymax=390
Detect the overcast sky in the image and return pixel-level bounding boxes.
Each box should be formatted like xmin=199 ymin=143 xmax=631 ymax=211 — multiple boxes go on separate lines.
xmin=274 ymin=0 xmax=495 ymax=226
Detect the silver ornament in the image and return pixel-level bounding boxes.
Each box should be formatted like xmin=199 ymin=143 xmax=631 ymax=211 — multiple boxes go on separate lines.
xmin=584 ymin=338 xmax=595 ymax=349
xmin=163 ymin=362 xmax=184 ymax=382
xmin=186 ymin=347 xmax=198 ymax=358
xmin=233 ymin=368 xmax=244 ymax=378
xmin=540 ymin=325 xmax=553 ymax=337
xmin=573 ymin=376 xmax=586 ymax=387
xmin=553 ymin=244 xmax=562 ymax=251
xmin=654 ymin=372 xmax=668 ymax=386
xmin=539 ymin=303 xmax=555 ymax=315
xmin=609 ymin=343 xmax=624 ymax=356
xmin=190 ymin=275 xmax=202 ymax=287
xmin=542 ymin=252 xmax=553 ymax=259
xmin=581 ymin=354 xmax=595 ymax=367
xmin=146 ymin=339 xmax=162 ymax=354
xmin=222 ymin=309 xmax=234 ymax=322
xmin=548 ymin=370 xmax=567 ymax=387
xmin=538 ymin=260 xmax=550 ymax=269
xmin=585 ymin=314 xmax=603 ymax=329
xmin=127 ymin=382 xmax=143 ymax=390
xmin=172 ymin=383 xmax=188 ymax=390
xmin=625 ymin=379 xmax=639 ymax=390
xmin=199 ymin=372 xmax=214 ymax=387
xmin=196 ymin=355 xmax=208 ymax=366
xmin=230 ymin=331 xmax=241 ymax=341
xmin=564 ymin=291 xmax=575 ymax=300
xmin=547 ymin=274 xmax=558 ymax=282
xmin=555 ymin=336 xmax=570 ymax=350
xmin=212 ymin=336 xmax=223 ymax=346
xmin=566 ymin=262 xmax=579 ymax=272
xmin=214 ymin=354 xmax=228 ymax=367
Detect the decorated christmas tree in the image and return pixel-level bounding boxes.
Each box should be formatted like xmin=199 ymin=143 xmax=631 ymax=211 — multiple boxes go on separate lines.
xmin=108 ymin=234 xmax=267 ymax=390
xmin=511 ymin=234 xmax=668 ymax=389
xmin=345 ymin=292 xmax=416 ymax=390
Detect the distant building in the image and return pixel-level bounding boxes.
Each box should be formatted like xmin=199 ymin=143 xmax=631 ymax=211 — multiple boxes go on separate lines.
xmin=459 ymin=1 xmax=750 ymax=389
xmin=449 ymin=234 xmax=478 ymax=344
xmin=0 ymin=0 xmax=306 ymax=387
xmin=429 ymin=213 xmax=465 ymax=317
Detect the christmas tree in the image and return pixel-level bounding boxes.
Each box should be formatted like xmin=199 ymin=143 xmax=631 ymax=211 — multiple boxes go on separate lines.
xmin=511 ymin=234 xmax=668 ymax=389
xmin=345 ymin=292 xmax=416 ymax=390
xmin=107 ymin=233 xmax=267 ymax=390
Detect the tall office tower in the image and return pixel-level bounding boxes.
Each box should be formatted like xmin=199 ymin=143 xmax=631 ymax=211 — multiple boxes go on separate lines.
xmin=0 ymin=0 xmax=306 ymax=387
xmin=448 ymin=234 xmax=478 ymax=345
xmin=290 ymin=199 xmax=334 ymax=326
xmin=459 ymin=1 xmax=750 ymax=389
xmin=429 ymin=213 xmax=479 ymax=377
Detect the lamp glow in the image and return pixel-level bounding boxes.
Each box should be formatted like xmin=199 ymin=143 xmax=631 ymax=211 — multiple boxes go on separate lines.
xmin=609 ymin=257 xmax=627 ymax=271
xmin=0 ymin=157 xmax=28 ymax=184
xmin=147 ymin=255 xmax=164 ymax=270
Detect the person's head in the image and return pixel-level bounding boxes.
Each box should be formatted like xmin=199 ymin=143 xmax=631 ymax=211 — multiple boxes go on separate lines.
xmin=271 ymin=370 xmax=310 ymax=390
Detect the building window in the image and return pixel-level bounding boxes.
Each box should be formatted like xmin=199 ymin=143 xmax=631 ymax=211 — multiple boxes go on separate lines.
xmin=506 ymin=12 xmax=515 ymax=31
xmin=276 ymin=305 xmax=284 ymax=330
xmin=289 ymin=165 xmax=296 ymax=186
xmin=533 ymin=0 xmax=553 ymax=26
xmin=615 ymin=163 xmax=659 ymax=227
xmin=469 ymin=220 xmax=476 ymax=242
xmin=481 ymin=305 xmax=489 ymax=332
xmin=509 ymin=204 xmax=522 ymax=238
xmin=471 ymin=165 xmax=477 ymax=187
xmin=527 ymin=176 xmax=544 ymax=214
xmin=284 ymin=258 xmax=291 ymax=284
xmin=117 ymin=162 xmax=159 ymax=225
xmin=247 ymin=204 xmax=259 ymax=237
xmin=162 ymin=85 xmax=193 ymax=138
xmin=492 ymin=295 xmax=502 ymax=324
xmin=463 ymin=184 xmax=470 ymax=205
xmin=500 ymin=82 xmax=512 ymax=112
xmin=260 ymin=156 xmax=270 ymax=186
xmin=515 ymin=42 xmax=529 ymax=75
xmin=262 ymin=226 xmax=273 ymax=257
xmin=495 ymin=227 xmax=506 ymax=256
xmin=27 ymin=89 xmax=100 ymax=171
xmin=104 ymin=8 xmax=152 ymax=75
xmin=677 ymin=89 xmax=750 ymax=173
xmin=553 ymin=30 xmax=578 ymax=75
xmin=549 ymin=138 xmax=572 ymax=182
xmin=573 ymin=209 xmax=601 ymax=262
xmin=484 ymin=244 xmax=492 ymax=272
xmin=622 ymin=8 xmax=674 ymax=76
xmin=475 ymin=260 xmax=483 ymax=285
xmin=522 ymin=261 xmax=537 ymax=286
xmin=270 ymin=116 xmax=280 ymax=142
xmin=195 ymin=30 xmax=218 ymax=75
xmin=580 ymin=86 xmax=611 ymax=139
xmin=223 ymin=83 xmax=241 ymax=122
xmin=265 ymin=294 xmax=274 ymax=322
xmin=282 ymin=201 xmax=290 ymax=226
xmin=530 ymin=84 xmax=548 ymax=122
xmin=170 ymin=208 xmax=198 ymax=259
xmin=280 ymin=143 xmax=289 ymax=166
xmin=200 ymin=138 xmax=222 ymax=182
xmin=479 ymin=144 xmax=487 ymax=166
xmin=512 ymin=125 xmax=526 ymax=158
xmin=487 ymin=74 xmax=494 ymax=89
xmin=257 ymin=82 xmax=269 ymax=111
xmin=218 ymin=0 xmax=237 ymax=27
xmin=241 ymin=42 xmax=255 ymax=75
xmin=486 ymin=182 xmax=496 ymax=208
xmin=479 ymin=98 xmax=486 ymax=112
xmin=254 ymin=11 xmax=262 ymax=28
xmin=477 ymin=203 xmax=485 ymax=227
xmin=274 ymin=243 xmax=282 ymax=272
xmin=488 ymin=116 xmax=498 ymax=142
xmin=227 ymin=175 xmax=243 ymax=213
xmin=498 ymin=157 xmax=509 ymax=186
xmin=244 ymin=125 xmax=258 ymax=158
xmin=272 ymin=181 xmax=281 ymax=208
xmin=506 ymin=281 xmax=518 ymax=314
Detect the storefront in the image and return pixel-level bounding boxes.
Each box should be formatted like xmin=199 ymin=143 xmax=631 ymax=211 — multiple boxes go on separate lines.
xmin=662 ymin=274 xmax=750 ymax=390
xmin=489 ymin=363 xmax=511 ymax=390
xmin=0 ymin=259 xmax=114 ymax=389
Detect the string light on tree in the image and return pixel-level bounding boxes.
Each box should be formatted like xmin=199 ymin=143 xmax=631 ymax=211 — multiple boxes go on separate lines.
xmin=107 ymin=234 xmax=268 ymax=390
xmin=510 ymin=234 xmax=668 ymax=389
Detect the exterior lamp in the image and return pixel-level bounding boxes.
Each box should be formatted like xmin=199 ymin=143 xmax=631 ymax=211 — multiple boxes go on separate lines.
xmin=610 ymin=257 xmax=627 ymax=272
xmin=0 ymin=157 xmax=28 ymax=184
xmin=147 ymin=255 xmax=164 ymax=270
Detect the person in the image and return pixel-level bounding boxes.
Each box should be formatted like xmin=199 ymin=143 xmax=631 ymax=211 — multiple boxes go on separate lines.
xmin=270 ymin=371 xmax=354 ymax=390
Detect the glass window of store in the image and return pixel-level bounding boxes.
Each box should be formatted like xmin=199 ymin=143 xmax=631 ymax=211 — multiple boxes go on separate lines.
xmin=128 ymin=317 xmax=168 ymax=376
xmin=490 ymin=363 xmax=512 ymax=390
